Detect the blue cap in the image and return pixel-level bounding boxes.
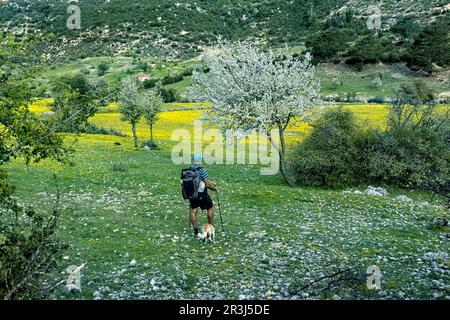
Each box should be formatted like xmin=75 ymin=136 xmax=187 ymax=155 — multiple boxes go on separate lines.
xmin=193 ymin=154 xmax=203 ymax=165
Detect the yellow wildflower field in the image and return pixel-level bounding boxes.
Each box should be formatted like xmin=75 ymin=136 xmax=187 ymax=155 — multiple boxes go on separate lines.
xmin=28 ymin=99 xmax=53 ymax=114
xmin=90 ymin=104 xmax=391 ymax=145
xmin=28 ymin=98 xmax=420 ymax=146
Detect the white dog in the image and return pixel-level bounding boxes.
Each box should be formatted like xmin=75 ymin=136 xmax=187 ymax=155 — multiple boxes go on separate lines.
xmin=198 ymin=224 xmax=215 ymax=243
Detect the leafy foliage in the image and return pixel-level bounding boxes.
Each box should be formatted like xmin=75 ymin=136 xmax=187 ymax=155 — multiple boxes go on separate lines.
xmin=118 ymin=78 xmax=145 ymax=147
xmin=50 ymin=73 xmax=101 ymax=133
xmin=290 ymin=81 xmax=449 ymax=193
xmin=0 ymin=34 xmax=68 ymax=300
xmin=289 ymin=108 xmax=359 ymax=187
xmin=140 ymin=91 xmax=163 ymax=144
xmin=0 ymin=178 xmax=68 ymax=300
xmin=405 ymin=15 xmax=450 ymax=74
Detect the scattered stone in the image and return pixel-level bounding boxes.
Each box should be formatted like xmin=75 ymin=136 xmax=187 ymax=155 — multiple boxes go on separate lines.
xmin=364 ymin=186 xmax=388 ymax=197
xmin=213 ymin=293 xmax=224 ymax=300
xmin=393 ymin=195 xmax=413 ymax=203
xmin=93 ymin=291 xmax=102 ymax=299
xmin=63 ymin=284 xmax=81 ymax=294
xmin=431 ymin=280 xmax=441 ymax=287
xmin=129 ymin=259 xmax=137 ymax=267
xmin=100 ymin=286 xmax=111 ymax=294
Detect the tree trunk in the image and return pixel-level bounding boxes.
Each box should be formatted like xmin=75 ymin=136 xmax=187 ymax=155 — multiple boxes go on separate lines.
xmin=149 ymin=123 xmax=154 ymax=144
xmin=278 ymin=126 xmax=297 ymax=188
xmin=132 ymin=124 xmax=138 ymax=148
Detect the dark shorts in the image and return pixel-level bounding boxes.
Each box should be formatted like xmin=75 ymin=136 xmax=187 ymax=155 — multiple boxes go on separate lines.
xmin=190 ymin=192 xmax=213 ymax=210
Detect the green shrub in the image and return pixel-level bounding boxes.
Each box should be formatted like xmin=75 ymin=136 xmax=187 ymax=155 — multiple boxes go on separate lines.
xmin=290 ymin=90 xmax=449 ymax=192
xmin=143 ymin=79 xmax=158 ymax=89
xmin=142 ymin=140 xmax=159 ymax=150
xmin=158 ymin=87 xmax=179 ymax=103
xmin=97 ymin=62 xmax=110 ymax=76
xmin=289 ymin=107 xmax=360 ymax=187
xmin=84 ymin=123 xmax=127 ymax=137
xmin=0 ymin=174 xmax=67 ymax=300
xmin=161 ymin=74 xmax=184 ymax=85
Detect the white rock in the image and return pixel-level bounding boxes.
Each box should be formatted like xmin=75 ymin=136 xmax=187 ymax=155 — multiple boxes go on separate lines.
xmin=93 ymin=291 xmax=102 ymax=298
xmin=364 ymin=186 xmax=388 ymax=197
xmin=393 ymin=195 xmax=413 ymax=203
xmin=63 ymin=284 xmax=81 ymax=294
xmin=63 ymin=256 xmax=70 ymax=261
xmin=238 ymin=294 xmax=247 ymax=300
xmin=100 ymin=286 xmax=111 ymax=293
xmin=378 ymin=291 xmax=387 ymax=297
xmin=129 ymin=259 xmax=137 ymax=267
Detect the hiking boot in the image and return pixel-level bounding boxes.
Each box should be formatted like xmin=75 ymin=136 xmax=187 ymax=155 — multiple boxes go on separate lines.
xmin=194 ymin=227 xmax=199 ymax=239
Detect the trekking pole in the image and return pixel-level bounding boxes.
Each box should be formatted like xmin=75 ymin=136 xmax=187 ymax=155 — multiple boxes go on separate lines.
xmin=216 ymin=192 xmax=225 ymax=233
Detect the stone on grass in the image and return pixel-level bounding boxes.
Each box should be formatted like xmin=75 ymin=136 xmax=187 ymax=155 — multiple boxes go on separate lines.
xmin=63 ymin=284 xmax=81 ymax=294
xmin=129 ymin=259 xmax=137 ymax=267
xmin=393 ymin=195 xmax=413 ymax=203
xmin=364 ymin=186 xmax=388 ymax=197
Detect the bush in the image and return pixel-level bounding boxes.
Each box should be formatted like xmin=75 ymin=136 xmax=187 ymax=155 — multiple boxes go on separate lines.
xmin=158 ymin=87 xmax=179 ymax=103
xmin=83 ymin=123 xmax=127 ymax=137
xmin=0 ymin=174 xmax=67 ymax=299
xmin=161 ymin=74 xmax=184 ymax=85
xmin=368 ymin=96 xmax=385 ymax=103
xmin=143 ymin=79 xmax=158 ymax=89
xmin=142 ymin=140 xmax=159 ymax=150
xmin=290 ymin=93 xmax=449 ymax=191
xmin=289 ymin=108 xmax=360 ymax=187
xmin=97 ymin=62 xmax=110 ymax=76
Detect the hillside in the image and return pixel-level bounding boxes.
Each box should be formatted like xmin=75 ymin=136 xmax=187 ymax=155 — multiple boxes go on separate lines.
xmin=1 ymin=0 xmax=449 ymax=62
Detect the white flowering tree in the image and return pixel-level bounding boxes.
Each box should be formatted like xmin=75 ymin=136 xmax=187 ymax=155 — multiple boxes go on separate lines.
xmin=141 ymin=90 xmax=163 ymax=145
xmin=191 ymin=42 xmax=322 ymax=187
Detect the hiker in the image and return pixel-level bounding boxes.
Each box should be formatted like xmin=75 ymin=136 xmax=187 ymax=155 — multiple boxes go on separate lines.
xmin=183 ymin=154 xmax=219 ymax=238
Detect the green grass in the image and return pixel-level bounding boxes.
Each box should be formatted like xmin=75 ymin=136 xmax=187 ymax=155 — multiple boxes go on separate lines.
xmin=5 ymin=125 xmax=449 ymax=300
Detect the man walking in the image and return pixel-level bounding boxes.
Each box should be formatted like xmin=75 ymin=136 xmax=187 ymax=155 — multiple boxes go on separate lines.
xmin=189 ymin=154 xmax=218 ymax=238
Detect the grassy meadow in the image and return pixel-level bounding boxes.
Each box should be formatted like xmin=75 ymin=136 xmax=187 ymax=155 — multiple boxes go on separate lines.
xmin=10 ymin=101 xmax=449 ymax=300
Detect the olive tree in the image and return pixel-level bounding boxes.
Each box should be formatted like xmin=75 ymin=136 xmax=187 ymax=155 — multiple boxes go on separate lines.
xmin=190 ymin=42 xmax=322 ymax=187
xmin=141 ymin=91 xmax=163 ymax=146
xmin=118 ymin=78 xmax=144 ymax=148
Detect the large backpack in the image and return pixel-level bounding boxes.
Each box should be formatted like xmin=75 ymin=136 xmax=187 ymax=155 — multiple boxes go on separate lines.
xmin=181 ymin=167 xmax=201 ymax=200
